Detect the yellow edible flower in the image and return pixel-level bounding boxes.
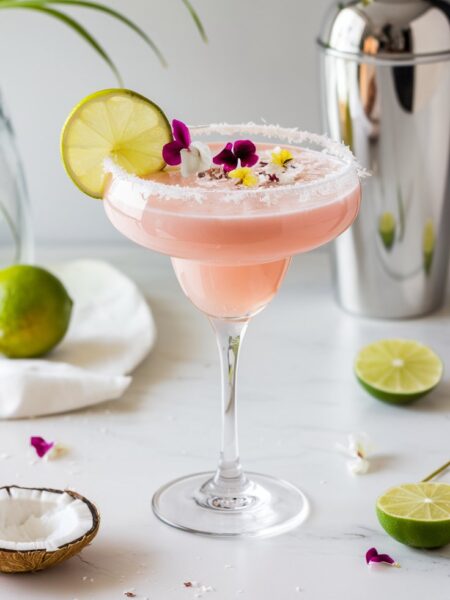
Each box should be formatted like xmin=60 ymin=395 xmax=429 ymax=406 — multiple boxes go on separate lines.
xmin=229 ymin=166 xmax=258 ymax=188
xmin=270 ymin=147 xmax=293 ymax=169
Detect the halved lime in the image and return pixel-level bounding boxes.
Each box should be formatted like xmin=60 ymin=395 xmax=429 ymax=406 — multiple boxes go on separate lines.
xmin=377 ymin=482 xmax=450 ymax=548
xmin=355 ymin=339 xmax=443 ymax=404
xmin=60 ymin=89 xmax=172 ymax=198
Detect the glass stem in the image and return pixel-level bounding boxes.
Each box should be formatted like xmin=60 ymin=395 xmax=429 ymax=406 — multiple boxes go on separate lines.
xmin=210 ymin=317 xmax=249 ymax=489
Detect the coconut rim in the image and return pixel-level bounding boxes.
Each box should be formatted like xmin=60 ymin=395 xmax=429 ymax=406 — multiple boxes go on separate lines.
xmin=0 ymin=485 xmax=100 ymax=554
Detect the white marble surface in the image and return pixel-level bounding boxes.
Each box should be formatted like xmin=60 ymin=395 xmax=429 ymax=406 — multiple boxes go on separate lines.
xmin=0 ymin=245 xmax=449 ymax=599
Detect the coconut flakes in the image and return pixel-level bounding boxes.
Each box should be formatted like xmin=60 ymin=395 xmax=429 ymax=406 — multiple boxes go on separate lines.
xmin=183 ymin=582 xmax=215 ymax=597
xmin=104 ymin=122 xmax=365 ymax=206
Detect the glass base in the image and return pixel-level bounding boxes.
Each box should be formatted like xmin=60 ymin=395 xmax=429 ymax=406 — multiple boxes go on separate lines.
xmin=152 ymin=471 xmax=309 ymax=538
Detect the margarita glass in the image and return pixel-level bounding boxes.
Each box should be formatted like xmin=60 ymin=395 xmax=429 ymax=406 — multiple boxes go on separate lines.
xmin=103 ymin=124 xmax=361 ymax=537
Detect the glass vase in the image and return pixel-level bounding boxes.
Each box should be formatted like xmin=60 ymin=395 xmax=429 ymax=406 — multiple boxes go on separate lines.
xmin=0 ymin=92 xmax=33 ymax=267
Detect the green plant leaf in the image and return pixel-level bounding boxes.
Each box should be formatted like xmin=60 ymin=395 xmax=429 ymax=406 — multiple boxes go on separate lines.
xmin=181 ymin=0 xmax=207 ymax=42
xmin=0 ymin=2 xmax=124 ymax=84
xmin=0 ymin=2 xmax=121 ymax=82
xmin=2 ymin=0 xmax=167 ymax=66
xmin=0 ymin=0 xmax=207 ymax=79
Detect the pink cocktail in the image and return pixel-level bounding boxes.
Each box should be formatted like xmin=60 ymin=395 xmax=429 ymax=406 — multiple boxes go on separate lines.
xmin=104 ymin=124 xmax=361 ymax=537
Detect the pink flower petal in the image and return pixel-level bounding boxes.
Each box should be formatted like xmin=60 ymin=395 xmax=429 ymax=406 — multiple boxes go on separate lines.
xmin=241 ymin=153 xmax=259 ymax=168
xmin=213 ymin=143 xmax=237 ymax=172
xmin=30 ymin=436 xmax=54 ymax=458
xmin=376 ymin=554 xmax=396 ymax=565
xmin=162 ymin=140 xmax=184 ymax=165
xmin=172 ymin=119 xmax=191 ymax=148
xmin=365 ymin=547 xmax=397 ymax=566
xmin=213 ymin=140 xmax=259 ymax=172
xmin=365 ymin=547 xmax=378 ymax=564
xmin=233 ymin=139 xmax=259 ymax=167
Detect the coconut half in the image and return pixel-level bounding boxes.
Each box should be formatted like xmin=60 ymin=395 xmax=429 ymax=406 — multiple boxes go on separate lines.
xmin=0 ymin=485 xmax=99 ymax=573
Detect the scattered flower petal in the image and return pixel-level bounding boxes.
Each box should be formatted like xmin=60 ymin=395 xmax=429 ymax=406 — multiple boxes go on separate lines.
xmin=182 ymin=581 xmax=214 ymax=595
xmin=196 ymin=585 xmax=214 ymax=596
xmin=336 ymin=433 xmax=372 ymax=476
xmin=30 ymin=436 xmax=54 ymax=458
xmin=348 ymin=432 xmax=371 ymax=458
xmin=366 ymin=547 xmax=378 ymax=563
xmin=213 ymin=139 xmax=258 ymax=172
xmin=366 ymin=547 xmax=399 ymax=567
xmin=45 ymin=442 xmax=69 ymax=461
xmin=229 ymin=166 xmax=258 ymax=188
xmin=348 ymin=456 xmax=369 ymax=475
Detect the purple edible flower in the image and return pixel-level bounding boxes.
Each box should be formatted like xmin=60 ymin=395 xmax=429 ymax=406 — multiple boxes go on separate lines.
xmin=365 ymin=547 xmax=398 ymax=567
xmin=213 ymin=140 xmax=259 ymax=172
xmin=162 ymin=119 xmax=192 ymax=166
xmin=30 ymin=436 xmax=54 ymax=458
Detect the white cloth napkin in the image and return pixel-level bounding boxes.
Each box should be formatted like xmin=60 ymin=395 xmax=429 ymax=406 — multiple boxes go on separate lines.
xmin=0 ymin=260 xmax=156 ymax=419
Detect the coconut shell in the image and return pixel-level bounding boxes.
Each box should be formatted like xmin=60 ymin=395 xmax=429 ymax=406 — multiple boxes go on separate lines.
xmin=0 ymin=486 xmax=100 ymax=574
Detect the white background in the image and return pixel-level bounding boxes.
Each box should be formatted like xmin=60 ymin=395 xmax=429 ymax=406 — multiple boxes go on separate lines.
xmin=0 ymin=0 xmax=331 ymax=244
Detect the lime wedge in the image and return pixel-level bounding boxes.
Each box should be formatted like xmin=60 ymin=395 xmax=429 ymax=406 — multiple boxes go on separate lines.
xmin=355 ymin=339 xmax=443 ymax=404
xmin=377 ymin=483 xmax=450 ymax=548
xmin=60 ymin=89 xmax=172 ymax=198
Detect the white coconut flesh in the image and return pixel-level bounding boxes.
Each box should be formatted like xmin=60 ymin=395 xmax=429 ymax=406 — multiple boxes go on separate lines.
xmin=0 ymin=488 xmax=94 ymax=552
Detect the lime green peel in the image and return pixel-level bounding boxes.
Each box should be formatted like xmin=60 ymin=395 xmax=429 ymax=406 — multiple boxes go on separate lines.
xmin=355 ymin=339 xmax=443 ymax=404
xmin=60 ymin=89 xmax=172 ymax=198
xmin=376 ymin=461 xmax=450 ymax=549
xmin=0 ymin=265 xmax=73 ymax=358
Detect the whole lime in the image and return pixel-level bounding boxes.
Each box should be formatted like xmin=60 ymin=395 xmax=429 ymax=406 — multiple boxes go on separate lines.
xmin=0 ymin=265 xmax=73 ymax=358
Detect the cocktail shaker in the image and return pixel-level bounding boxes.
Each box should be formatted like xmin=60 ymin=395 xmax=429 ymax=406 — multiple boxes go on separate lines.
xmin=318 ymin=0 xmax=450 ymax=318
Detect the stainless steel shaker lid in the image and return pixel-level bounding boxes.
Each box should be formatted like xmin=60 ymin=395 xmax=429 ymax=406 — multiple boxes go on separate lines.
xmin=318 ymin=0 xmax=450 ymax=63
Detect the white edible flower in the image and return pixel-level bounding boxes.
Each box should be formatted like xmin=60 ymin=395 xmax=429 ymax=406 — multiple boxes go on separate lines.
xmin=336 ymin=433 xmax=372 ymax=476
xmin=348 ymin=455 xmax=370 ymax=475
xmin=180 ymin=141 xmax=212 ymax=177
